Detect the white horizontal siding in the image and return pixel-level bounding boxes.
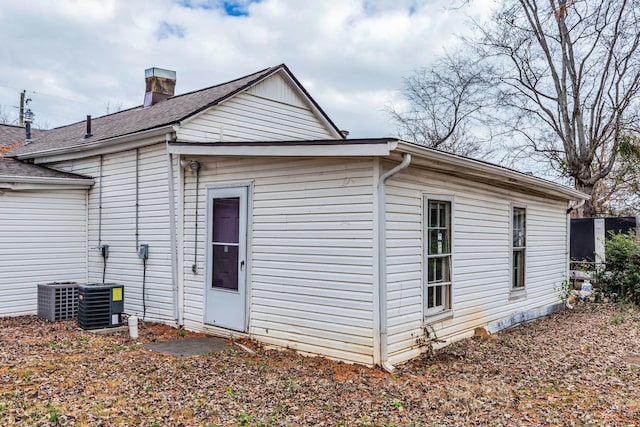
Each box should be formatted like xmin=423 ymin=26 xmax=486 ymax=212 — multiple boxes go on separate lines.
xmin=178 ymin=74 xmax=336 ymax=142
xmin=181 ymin=156 xmax=375 ymax=365
xmin=0 ymin=190 xmax=87 ymax=316
xmin=384 ymin=166 xmax=569 ymax=365
xmin=51 ymin=143 xmax=176 ymax=324
xmin=247 ymin=73 xmax=306 ymax=108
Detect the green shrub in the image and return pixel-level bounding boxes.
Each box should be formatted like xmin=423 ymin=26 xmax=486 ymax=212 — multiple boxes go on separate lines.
xmin=597 ymin=232 xmax=640 ymax=304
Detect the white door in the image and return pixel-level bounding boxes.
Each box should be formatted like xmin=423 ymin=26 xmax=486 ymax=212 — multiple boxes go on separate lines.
xmin=204 ymin=186 xmax=248 ymax=331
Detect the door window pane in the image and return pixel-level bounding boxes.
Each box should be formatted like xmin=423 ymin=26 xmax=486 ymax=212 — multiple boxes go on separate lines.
xmin=211 ymin=197 xmax=240 ymax=291
xmin=212 ymin=244 xmax=239 ymax=290
xmin=212 ymin=198 xmax=239 ymax=243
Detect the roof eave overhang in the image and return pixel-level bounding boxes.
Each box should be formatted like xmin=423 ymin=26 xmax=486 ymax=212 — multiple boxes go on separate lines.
xmin=16 ymin=125 xmax=176 ymax=164
xmin=167 ymin=139 xmax=397 ymax=157
xmin=394 ymin=141 xmax=589 ymax=202
xmin=0 ymin=175 xmax=94 ymax=190
xmin=167 ymin=138 xmax=587 ymax=201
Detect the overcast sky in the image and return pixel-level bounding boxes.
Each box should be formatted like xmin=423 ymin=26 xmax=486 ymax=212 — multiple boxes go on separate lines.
xmin=0 ymin=0 xmax=493 ymax=138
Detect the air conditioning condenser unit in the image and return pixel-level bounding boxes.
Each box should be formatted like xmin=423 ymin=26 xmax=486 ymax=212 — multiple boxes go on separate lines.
xmin=77 ymin=283 xmax=124 ymax=330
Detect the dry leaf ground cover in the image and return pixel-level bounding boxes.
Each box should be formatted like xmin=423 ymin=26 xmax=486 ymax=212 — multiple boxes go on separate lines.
xmin=1 ymin=302 xmax=639 ymax=426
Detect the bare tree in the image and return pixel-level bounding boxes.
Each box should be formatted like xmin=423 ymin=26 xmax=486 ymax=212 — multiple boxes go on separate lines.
xmin=0 ymin=106 xmax=16 ymax=125
xmin=388 ymin=53 xmax=491 ymax=158
xmin=477 ymin=0 xmax=640 ymax=216
xmin=392 ymin=0 xmax=640 ymax=216
xmin=595 ymin=135 xmax=640 ymax=215
xmin=104 ymin=101 xmax=123 ymax=115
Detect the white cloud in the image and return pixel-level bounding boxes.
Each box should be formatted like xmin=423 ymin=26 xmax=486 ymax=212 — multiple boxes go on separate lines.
xmin=0 ymin=0 xmax=494 ymax=136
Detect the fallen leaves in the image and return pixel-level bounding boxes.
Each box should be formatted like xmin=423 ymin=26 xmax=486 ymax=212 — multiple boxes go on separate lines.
xmin=0 ymin=303 xmax=639 ymax=425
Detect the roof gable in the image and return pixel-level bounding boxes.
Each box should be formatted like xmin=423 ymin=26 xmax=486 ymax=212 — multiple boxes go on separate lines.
xmin=246 ymin=72 xmax=307 ymax=108
xmin=177 ymin=68 xmax=343 ymax=142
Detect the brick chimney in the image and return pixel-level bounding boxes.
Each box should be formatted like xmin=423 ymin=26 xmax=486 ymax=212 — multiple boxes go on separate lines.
xmin=144 ymin=67 xmax=176 ymax=107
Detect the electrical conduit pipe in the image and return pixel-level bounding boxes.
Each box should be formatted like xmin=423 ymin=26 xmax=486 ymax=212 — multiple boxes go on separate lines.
xmin=166 ymin=133 xmax=181 ymax=326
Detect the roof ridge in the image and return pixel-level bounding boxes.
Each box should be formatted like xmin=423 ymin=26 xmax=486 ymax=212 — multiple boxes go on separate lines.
xmin=48 ymin=104 xmax=143 ymax=131
xmin=46 ymin=65 xmax=283 ymax=129
xmin=169 ymin=65 xmax=280 ymax=100
xmin=0 ymin=123 xmax=26 ymax=130
xmin=8 ymin=63 xmax=313 ymax=158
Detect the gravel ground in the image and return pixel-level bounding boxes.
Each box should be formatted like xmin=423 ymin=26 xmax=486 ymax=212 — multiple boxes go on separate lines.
xmin=1 ymin=302 xmax=639 ymax=426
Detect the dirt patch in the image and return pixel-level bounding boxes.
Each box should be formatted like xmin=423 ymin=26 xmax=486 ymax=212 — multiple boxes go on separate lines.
xmin=622 ymin=355 xmax=640 ymax=366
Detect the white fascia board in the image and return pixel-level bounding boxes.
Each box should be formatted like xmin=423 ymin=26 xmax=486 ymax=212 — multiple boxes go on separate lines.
xmin=275 ymin=70 xmax=344 ymax=139
xmin=0 ymin=176 xmax=93 ymax=190
xmin=167 ymin=141 xmax=397 ymax=157
xmin=17 ymin=126 xmax=175 ymax=164
xmin=395 ymin=141 xmax=589 ymax=201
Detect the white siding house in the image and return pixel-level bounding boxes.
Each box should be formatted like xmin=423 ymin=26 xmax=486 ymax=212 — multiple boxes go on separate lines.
xmin=49 ymin=143 xmax=176 ymax=324
xmin=1 ymin=64 xmax=588 ymax=368
xmin=383 ymin=162 xmax=571 ymax=364
xmin=168 ymin=140 xmax=586 ymax=368
xmin=179 ymin=156 xmax=377 ymax=365
xmin=0 ymin=157 xmax=92 ymax=317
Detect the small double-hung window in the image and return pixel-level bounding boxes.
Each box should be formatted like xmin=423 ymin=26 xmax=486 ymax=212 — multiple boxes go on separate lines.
xmin=512 ymin=206 xmax=526 ymax=289
xmin=425 ymin=198 xmax=452 ymax=316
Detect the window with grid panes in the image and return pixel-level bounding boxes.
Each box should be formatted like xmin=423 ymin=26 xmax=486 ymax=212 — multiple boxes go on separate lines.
xmin=512 ymin=207 xmax=526 ymax=289
xmin=425 ymin=199 xmax=452 ymax=315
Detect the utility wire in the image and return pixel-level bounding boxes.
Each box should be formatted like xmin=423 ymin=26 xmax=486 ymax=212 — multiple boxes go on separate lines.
xmin=0 ymin=84 xmax=90 ymax=106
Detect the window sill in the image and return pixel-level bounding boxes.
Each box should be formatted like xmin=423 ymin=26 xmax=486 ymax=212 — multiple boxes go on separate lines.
xmin=509 ymin=288 xmax=527 ymax=301
xmin=425 ymin=310 xmax=453 ymax=324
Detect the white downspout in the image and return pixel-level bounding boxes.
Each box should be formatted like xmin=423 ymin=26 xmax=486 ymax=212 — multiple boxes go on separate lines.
xmin=566 ymin=198 xmax=586 ymax=216
xmin=377 ymin=153 xmax=411 ymax=373
xmin=166 ymin=133 xmax=181 ymax=326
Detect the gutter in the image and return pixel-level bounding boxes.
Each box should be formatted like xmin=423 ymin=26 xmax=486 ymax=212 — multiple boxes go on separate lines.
xmin=376 ymin=153 xmax=412 ymax=373
xmin=566 ymin=198 xmax=587 ymax=214
xmin=0 ymin=177 xmax=94 ymax=192
xmin=396 ymin=142 xmax=588 ymax=201
xmin=16 ymin=125 xmax=175 ymax=162
xmin=0 ymin=176 xmax=94 ymax=187
xmin=167 ymin=140 xmax=395 ymax=157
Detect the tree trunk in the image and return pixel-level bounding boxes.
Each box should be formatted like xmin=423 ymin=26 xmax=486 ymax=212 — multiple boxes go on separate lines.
xmin=575 ymin=180 xmax=597 ymax=218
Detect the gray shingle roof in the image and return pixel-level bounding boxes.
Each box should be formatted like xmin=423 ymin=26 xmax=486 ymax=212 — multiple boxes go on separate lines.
xmin=1 ymin=64 xmax=342 ymax=181
xmin=0 ymin=124 xmax=45 ymax=148
xmin=0 ymin=125 xmax=74 ymax=180
xmin=0 ymin=157 xmax=91 ymax=180
xmin=8 ymin=65 xmax=288 ymax=157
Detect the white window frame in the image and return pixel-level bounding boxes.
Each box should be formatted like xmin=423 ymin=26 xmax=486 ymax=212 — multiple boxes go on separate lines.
xmin=424 ymin=195 xmax=453 ymax=318
xmin=510 ymin=204 xmax=527 ymax=295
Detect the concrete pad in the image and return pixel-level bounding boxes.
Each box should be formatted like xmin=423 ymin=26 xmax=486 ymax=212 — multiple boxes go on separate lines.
xmin=144 ymin=337 xmax=230 ymax=357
